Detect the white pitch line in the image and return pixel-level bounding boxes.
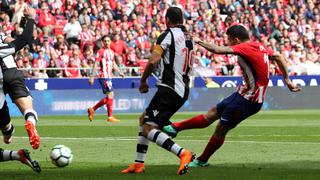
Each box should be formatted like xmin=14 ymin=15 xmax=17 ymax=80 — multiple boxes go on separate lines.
xmin=12 ymin=137 xmax=320 ymax=145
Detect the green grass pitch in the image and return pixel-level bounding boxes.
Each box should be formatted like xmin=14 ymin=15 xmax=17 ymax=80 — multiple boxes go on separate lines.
xmin=0 ymin=110 xmax=320 ymax=180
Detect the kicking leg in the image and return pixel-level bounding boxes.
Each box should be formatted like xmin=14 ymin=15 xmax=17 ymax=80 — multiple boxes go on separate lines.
xmin=163 ymin=106 xmax=220 ymax=137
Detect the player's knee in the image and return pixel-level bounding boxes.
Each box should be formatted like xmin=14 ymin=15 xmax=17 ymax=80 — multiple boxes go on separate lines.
xmin=206 ymin=107 xmax=219 ymax=123
xmin=141 ymin=127 xmax=149 ymax=137
xmin=214 ymin=123 xmax=229 ymax=139
xmin=141 ymin=124 xmax=155 ymax=137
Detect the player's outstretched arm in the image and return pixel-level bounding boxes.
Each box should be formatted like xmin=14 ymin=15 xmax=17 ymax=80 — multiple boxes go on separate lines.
xmin=139 ymin=46 xmax=162 ymax=93
xmin=269 ymin=53 xmax=301 ymax=92
xmin=5 ymin=7 xmax=36 ymax=51
xmin=194 ymin=37 xmax=234 ymax=54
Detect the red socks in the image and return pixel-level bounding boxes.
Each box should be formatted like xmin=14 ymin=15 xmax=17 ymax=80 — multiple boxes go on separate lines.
xmin=106 ymin=98 xmax=113 ymax=117
xmin=197 ymin=136 xmax=224 ymax=162
xmin=93 ymin=97 xmax=108 ymax=111
xmin=92 ymin=97 xmax=113 ymax=117
xmin=172 ymin=114 xmax=210 ymax=131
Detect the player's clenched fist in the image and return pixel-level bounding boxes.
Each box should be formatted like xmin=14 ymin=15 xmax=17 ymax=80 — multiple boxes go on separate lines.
xmin=139 ymin=81 xmax=149 ymax=93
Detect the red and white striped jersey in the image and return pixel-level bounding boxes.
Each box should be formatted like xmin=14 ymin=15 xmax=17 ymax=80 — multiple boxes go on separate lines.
xmin=230 ymin=41 xmax=274 ymax=103
xmin=96 ymin=48 xmax=114 ymax=78
xmin=78 ymin=30 xmax=95 ymax=42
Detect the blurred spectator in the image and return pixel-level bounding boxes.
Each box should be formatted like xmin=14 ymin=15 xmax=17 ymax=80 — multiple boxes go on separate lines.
xmin=38 ymin=2 xmax=56 ymax=30
xmin=64 ymin=57 xmax=81 ymax=78
xmin=0 ymin=0 xmax=316 ymax=78
xmin=47 ymin=59 xmax=62 ymax=78
xmin=78 ymin=7 xmax=90 ymax=26
xmin=110 ymin=33 xmax=128 ymax=57
xmin=11 ymin=0 xmax=27 ymax=24
xmin=20 ymin=57 xmax=33 ymax=78
xmin=126 ymin=47 xmax=138 ymax=67
xmin=63 ymin=15 xmax=82 ymax=45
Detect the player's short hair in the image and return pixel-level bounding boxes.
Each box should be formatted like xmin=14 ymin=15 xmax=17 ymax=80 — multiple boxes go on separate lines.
xmin=165 ymin=7 xmax=183 ymax=25
xmin=226 ymin=25 xmax=250 ymax=41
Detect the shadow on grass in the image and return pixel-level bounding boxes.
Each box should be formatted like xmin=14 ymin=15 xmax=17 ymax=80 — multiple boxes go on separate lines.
xmin=1 ymin=160 xmax=320 ymax=180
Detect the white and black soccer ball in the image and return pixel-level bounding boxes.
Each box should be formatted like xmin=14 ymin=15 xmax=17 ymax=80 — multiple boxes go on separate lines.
xmin=50 ymin=145 xmax=73 ymax=167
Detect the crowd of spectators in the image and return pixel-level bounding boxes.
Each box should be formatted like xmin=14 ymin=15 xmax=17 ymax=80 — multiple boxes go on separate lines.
xmin=0 ymin=0 xmax=319 ymax=78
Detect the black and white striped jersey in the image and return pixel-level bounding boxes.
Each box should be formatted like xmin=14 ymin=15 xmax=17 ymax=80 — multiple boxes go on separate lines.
xmin=156 ymin=27 xmax=194 ymax=98
xmin=0 ymin=33 xmax=17 ymax=70
xmin=0 ymin=67 xmax=5 ymax=109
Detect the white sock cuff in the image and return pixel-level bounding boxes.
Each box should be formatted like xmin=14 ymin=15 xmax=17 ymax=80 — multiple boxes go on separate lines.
xmin=147 ymin=129 xmax=158 ymax=140
xmin=23 ymin=109 xmax=38 ymax=121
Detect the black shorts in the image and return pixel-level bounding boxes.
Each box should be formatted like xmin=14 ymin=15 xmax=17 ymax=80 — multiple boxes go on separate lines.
xmin=3 ymin=68 xmax=30 ymax=101
xmin=144 ymin=86 xmax=189 ymax=128
xmin=0 ymin=101 xmax=11 ymax=128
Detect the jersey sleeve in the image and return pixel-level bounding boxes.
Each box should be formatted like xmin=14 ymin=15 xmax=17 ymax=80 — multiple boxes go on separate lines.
xmin=156 ymin=30 xmax=171 ymax=51
xmin=230 ymin=43 xmax=247 ymax=56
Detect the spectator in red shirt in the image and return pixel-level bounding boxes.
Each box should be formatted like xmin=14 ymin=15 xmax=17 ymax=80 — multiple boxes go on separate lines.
xmin=38 ymin=3 xmax=56 ymax=30
xmin=110 ymin=33 xmax=128 ymax=57
xmin=64 ymin=57 xmax=81 ymax=78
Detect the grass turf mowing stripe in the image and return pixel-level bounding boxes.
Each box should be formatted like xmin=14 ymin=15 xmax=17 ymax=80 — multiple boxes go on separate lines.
xmin=11 ymin=136 xmax=320 ymax=145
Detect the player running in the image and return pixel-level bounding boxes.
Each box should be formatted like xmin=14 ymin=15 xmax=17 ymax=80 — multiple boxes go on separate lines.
xmin=163 ymin=24 xmax=301 ymax=167
xmin=87 ymin=35 xmax=124 ymax=123
xmin=121 ymin=7 xmax=195 ymax=175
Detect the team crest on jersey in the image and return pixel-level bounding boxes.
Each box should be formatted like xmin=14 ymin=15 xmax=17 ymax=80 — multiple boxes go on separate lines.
xmin=152 ymin=110 xmax=159 ymax=117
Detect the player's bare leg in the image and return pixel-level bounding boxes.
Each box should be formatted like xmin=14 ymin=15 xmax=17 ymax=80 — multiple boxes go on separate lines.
xmin=15 ymin=97 xmax=40 ymax=149
xmin=1 ymin=123 xmax=14 ymax=144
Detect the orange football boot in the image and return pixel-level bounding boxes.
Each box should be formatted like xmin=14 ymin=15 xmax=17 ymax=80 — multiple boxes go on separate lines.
xmin=87 ymin=108 xmax=95 ymax=122
xmin=177 ymin=149 xmax=195 ymax=175
xmin=107 ymin=116 xmax=120 ymax=123
xmin=121 ymin=163 xmax=145 ymax=174
xmin=25 ymin=121 xmax=40 ymax=149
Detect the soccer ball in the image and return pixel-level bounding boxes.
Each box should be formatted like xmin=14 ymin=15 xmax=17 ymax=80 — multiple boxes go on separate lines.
xmin=50 ymin=145 xmax=73 ymax=167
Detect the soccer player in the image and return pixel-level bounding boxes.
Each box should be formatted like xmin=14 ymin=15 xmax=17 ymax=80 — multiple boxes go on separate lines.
xmin=0 ymin=67 xmax=40 ymax=173
xmin=0 ymin=148 xmax=41 ymax=172
xmin=163 ymin=25 xmax=301 ymax=167
xmin=0 ymin=6 xmax=40 ymax=149
xmin=87 ymin=35 xmax=124 ymax=123
xmin=121 ymin=7 xmax=195 ymax=175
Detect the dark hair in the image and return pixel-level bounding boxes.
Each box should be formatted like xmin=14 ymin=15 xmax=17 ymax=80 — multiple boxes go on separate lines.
xmin=226 ymin=25 xmax=250 ymax=41
xmin=102 ymin=35 xmax=111 ymax=41
xmin=165 ymin=7 xmax=183 ymax=25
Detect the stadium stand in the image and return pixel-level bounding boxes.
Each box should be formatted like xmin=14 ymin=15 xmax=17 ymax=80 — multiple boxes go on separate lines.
xmin=0 ymin=0 xmax=318 ymax=78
